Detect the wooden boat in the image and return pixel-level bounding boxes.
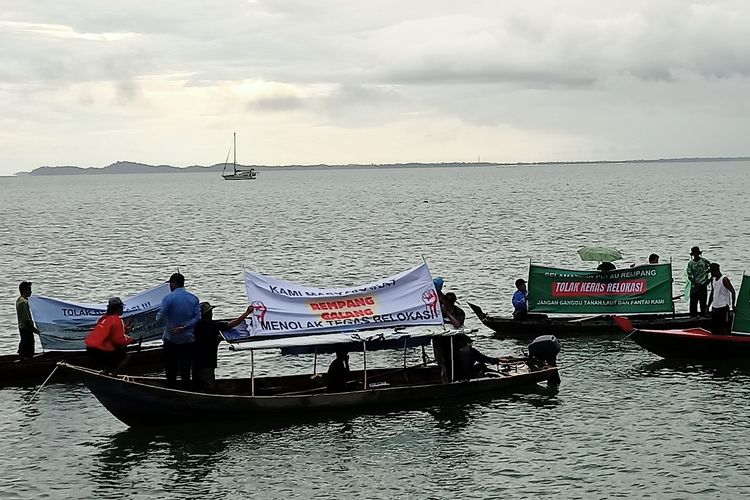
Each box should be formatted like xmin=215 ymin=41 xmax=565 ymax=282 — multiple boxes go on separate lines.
xmin=629 ymin=328 xmax=750 ymax=360
xmin=221 ymin=132 xmax=257 ymax=180
xmin=59 ymin=330 xmax=559 ymax=427
xmin=624 ymin=274 xmax=750 ymax=360
xmin=471 ymin=262 xmax=714 ymax=338
xmin=469 ymin=303 xmax=709 ymax=338
xmin=0 ymin=345 xmax=163 ymax=387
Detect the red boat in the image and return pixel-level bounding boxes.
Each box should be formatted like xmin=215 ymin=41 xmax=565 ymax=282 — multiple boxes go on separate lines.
xmin=629 ymin=328 xmax=750 ymax=360
xmin=612 ymin=314 xmax=750 ymax=360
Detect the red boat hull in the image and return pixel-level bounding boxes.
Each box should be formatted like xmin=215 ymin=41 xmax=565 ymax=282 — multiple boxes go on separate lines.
xmin=631 ymin=328 xmax=750 ymax=360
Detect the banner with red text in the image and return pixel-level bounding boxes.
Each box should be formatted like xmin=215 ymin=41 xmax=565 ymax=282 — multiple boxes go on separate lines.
xmin=236 ymin=263 xmax=443 ymax=338
xmin=528 ymin=264 xmax=673 ymax=314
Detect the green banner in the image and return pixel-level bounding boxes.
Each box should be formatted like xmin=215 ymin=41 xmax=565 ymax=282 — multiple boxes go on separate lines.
xmin=528 ymin=263 xmax=674 ymax=314
xmin=732 ymin=275 xmax=750 ymax=334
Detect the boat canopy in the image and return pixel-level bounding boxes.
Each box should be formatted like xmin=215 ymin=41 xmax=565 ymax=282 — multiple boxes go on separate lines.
xmin=527 ymin=263 xmax=674 ymax=315
xmin=227 ymin=326 xmax=471 ymax=354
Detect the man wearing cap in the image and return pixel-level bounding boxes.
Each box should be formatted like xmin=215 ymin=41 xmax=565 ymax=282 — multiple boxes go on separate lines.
xmin=156 ymin=273 xmax=201 ymax=389
xmin=16 ymin=281 xmax=39 ymax=359
xmin=193 ymin=302 xmax=254 ymax=392
xmin=512 ymin=278 xmax=529 ymax=320
xmin=686 ymin=246 xmax=711 ymax=317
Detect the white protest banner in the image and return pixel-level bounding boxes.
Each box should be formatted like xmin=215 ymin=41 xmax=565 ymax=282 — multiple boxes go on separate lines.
xmin=238 ymin=263 xmax=443 ymax=338
xmin=29 ymin=283 xmax=171 ymax=351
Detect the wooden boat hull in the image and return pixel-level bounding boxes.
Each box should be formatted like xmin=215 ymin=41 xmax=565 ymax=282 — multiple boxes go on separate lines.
xmin=468 ymin=303 xmax=710 ymax=338
xmin=59 ymin=363 xmax=558 ymax=427
xmin=631 ymin=328 xmax=750 ymax=360
xmin=0 ymin=345 xmax=164 ymax=387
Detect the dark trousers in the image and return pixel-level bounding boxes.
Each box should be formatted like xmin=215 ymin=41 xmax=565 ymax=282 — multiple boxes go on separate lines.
xmin=18 ymin=329 xmax=35 ymax=358
xmin=711 ymin=306 xmax=731 ymax=335
xmin=689 ymin=283 xmax=708 ymax=316
xmin=164 ymin=340 xmax=194 ymax=389
xmin=86 ymin=347 xmax=127 ymax=373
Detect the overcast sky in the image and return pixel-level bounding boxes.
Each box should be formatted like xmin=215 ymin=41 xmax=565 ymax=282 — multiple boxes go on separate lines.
xmin=1 ymin=0 xmax=749 ymax=175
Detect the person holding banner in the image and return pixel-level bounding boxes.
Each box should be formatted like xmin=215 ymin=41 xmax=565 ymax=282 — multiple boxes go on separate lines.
xmin=707 ymin=263 xmax=736 ymax=335
xmin=441 ymin=292 xmax=465 ymax=328
xmin=84 ymin=297 xmax=133 ymax=374
xmin=16 ymin=281 xmax=39 ymax=360
xmin=157 ymin=273 xmax=201 ymax=389
xmin=193 ymin=302 xmax=254 ymax=393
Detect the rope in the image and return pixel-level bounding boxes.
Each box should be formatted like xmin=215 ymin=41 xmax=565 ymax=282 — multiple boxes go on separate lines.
xmin=557 ymin=329 xmax=638 ymax=372
xmin=27 ymin=365 xmax=60 ymax=404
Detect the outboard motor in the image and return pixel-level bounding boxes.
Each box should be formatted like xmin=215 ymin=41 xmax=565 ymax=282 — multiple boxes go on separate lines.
xmin=527 ymin=335 xmax=561 ymax=385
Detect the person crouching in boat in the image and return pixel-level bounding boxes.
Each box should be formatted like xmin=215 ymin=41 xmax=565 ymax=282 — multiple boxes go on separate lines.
xmin=193 ymin=302 xmax=254 ymax=393
xmin=84 ymin=297 xmax=133 ymax=375
xmin=327 ymin=347 xmax=351 ymax=392
xmin=707 ymin=263 xmax=736 ymax=335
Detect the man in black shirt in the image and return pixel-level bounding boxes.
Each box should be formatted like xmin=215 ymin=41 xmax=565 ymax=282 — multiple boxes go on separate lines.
xmin=327 ymin=347 xmax=351 ymax=392
xmin=442 ymin=292 xmax=466 ymax=328
xmin=193 ymin=302 xmax=253 ymax=393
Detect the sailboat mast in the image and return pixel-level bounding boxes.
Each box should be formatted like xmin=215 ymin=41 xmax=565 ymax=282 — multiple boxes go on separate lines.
xmin=233 ymin=132 xmax=237 ymax=175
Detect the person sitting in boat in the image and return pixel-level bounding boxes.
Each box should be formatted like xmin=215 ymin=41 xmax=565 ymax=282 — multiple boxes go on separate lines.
xmin=193 ymin=302 xmax=254 ymax=393
xmin=597 ymin=262 xmax=616 ymax=272
xmin=454 ymin=334 xmax=500 ymax=380
xmin=512 ymin=278 xmax=529 ymax=320
xmin=84 ymin=297 xmax=134 ymax=375
xmin=327 ymin=347 xmax=351 ymax=392
xmin=707 ymin=263 xmax=736 ymax=335
xmin=441 ymin=292 xmax=466 ymax=328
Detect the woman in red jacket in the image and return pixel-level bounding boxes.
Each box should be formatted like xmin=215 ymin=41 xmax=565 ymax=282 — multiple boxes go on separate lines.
xmin=85 ymin=297 xmax=133 ymax=374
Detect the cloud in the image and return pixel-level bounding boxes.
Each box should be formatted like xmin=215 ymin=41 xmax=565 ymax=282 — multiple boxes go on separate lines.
xmin=2 ymin=0 xmax=750 ymax=174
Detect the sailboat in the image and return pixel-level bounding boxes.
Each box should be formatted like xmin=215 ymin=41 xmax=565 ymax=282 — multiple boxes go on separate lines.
xmin=222 ymin=132 xmax=257 ymax=180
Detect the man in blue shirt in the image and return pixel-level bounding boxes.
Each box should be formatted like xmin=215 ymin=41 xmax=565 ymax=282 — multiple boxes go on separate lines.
xmin=156 ymin=272 xmax=201 ymax=389
xmin=512 ymin=278 xmax=529 ymax=320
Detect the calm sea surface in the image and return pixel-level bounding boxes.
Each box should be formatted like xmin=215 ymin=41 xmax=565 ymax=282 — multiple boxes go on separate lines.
xmin=1 ymin=162 xmax=750 ymax=498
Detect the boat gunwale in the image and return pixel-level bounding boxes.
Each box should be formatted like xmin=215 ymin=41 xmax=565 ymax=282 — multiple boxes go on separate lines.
xmin=58 ymin=361 xmax=557 ymax=401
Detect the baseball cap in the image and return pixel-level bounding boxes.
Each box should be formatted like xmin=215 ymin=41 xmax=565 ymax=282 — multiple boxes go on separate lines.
xmin=200 ymin=301 xmax=216 ymax=315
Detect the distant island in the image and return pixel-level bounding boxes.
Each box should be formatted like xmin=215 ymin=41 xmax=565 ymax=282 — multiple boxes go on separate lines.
xmin=15 ymin=156 xmax=750 ymax=176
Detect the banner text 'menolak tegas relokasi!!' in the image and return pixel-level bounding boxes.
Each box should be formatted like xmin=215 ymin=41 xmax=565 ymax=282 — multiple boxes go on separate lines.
xmin=242 ymin=263 xmax=444 ymax=336
xmin=528 ymin=264 xmax=674 ymax=314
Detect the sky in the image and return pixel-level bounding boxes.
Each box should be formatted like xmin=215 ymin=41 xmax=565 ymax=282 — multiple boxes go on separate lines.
xmin=1 ymin=0 xmax=750 ymax=175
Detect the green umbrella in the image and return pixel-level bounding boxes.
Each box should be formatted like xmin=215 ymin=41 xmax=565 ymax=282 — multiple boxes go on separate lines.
xmin=577 ymin=246 xmax=623 ymax=262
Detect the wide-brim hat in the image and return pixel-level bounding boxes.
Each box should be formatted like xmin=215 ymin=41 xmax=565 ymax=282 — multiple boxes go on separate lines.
xmin=690 ymin=246 xmax=702 ymax=256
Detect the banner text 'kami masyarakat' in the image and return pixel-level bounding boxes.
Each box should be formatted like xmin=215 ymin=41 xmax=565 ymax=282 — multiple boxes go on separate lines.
xmin=528 ymin=264 xmax=674 ymax=314
xmin=241 ymin=263 xmax=443 ymax=337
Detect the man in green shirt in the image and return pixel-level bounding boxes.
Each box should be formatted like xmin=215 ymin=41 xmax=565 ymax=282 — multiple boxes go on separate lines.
xmin=686 ymin=246 xmax=711 ymax=317
xmin=16 ymin=281 xmax=39 ymax=359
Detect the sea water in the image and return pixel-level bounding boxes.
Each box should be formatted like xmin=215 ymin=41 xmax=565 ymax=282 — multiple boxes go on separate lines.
xmin=1 ymin=161 xmax=749 ymax=498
